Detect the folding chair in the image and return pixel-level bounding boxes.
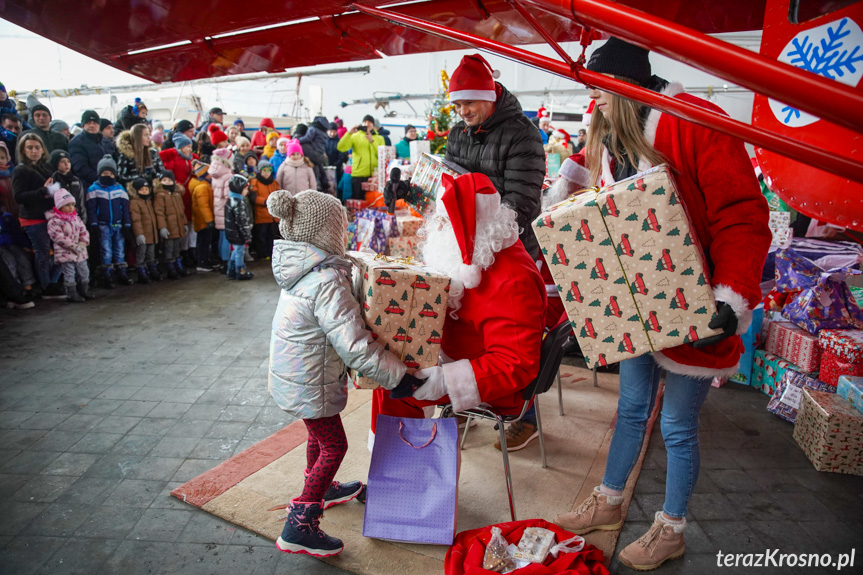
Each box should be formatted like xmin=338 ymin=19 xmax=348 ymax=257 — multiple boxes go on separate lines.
xmin=439 ymin=319 xmax=575 ymax=521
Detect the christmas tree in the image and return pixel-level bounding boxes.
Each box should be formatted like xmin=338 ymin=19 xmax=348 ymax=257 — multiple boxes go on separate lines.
xmin=426 ymin=70 xmax=458 ymax=155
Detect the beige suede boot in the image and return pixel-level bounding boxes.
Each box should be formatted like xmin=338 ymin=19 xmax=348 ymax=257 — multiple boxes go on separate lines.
xmin=553 ymin=486 xmax=624 ymax=535
xmin=618 ymin=511 xmax=686 ymax=571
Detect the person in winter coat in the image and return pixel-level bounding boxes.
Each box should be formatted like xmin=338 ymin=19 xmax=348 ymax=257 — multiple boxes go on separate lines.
xmin=160 ymin=132 xmax=198 ymax=263
xmin=68 ymin=110 xmax=105 ymax=190
xmin=50 ymin=150 xmax=87 ymax=224
xmin=47 ymin=188 xmax=93 ymax=302
xmin=154 ymin=170 xmax=189 ymax=279
xmin=0 ymin=141 xmax=14 ymax=211
xmin=86 ymin=154 xmax=133 ymax=288
xmin=445 ymin=55 xmax=545 ymax=260
xmin=262 ymin=131 xmax=280 ymax=159
xmin=251 ymin=118 xmax=278 ymax=151
xmin=189 ymin=160 xmax=217 ymax=271
xmin=334 ymin=117 xmax=347 ymax=139
xmin=549 ymin=38 xmax=771 ymax=572
xmin=209 ymin=147 xmax=233 ymax=271
xmin=376 ymin=122 xmax=392 ymax=146
xmin=1 ymin=113 xmax=22 ymax=164
xmin=21 ymin=103 xmax=68 ymax=154
xmin=394 ymin=124 xmax=417 ymax=159
xmin=270 ymin=137 xmax=289 ymax=176
xmin=336 ymin=115 xmax=384 ymax=200
xmin=12 ymin=133 xmax=64 ymax=296
xmin=276 ymin=140 xmax=316 ymax=195
xmin=223 ymin=174 xmax=253 ymax=280
xmin=232 ymin=137 xmax=252 ymax=173
xmin=250 ymin=158 xmax=279 ymax=259
xmin=325 ymin=123 xmax=347 ymax=188
xmin=240 ymin=151 xmax=259 ymax=178
xmin=113 ymin=98 xmax=148 ymax=133
xmin=50 ymin=120 xmax=71 ymax=141
xmin=196 ymin=107 xmax=224 ymax=135
xmin=0 ymin=211 xmax=36 ymax=300
xmin=100 ymin=119 xmax=118 ymax=160
xmin=128 ymin=177 xmax=160 ymax=283
xmin=117 ymin=124 xmax=165 ymax=187
xmin=298 ymin=117 xmax=329 ymax=188
xmin=265 ymin=189 xmax=421 ymax=557
xmin=162 ymin=119 xmax=195 ymax=152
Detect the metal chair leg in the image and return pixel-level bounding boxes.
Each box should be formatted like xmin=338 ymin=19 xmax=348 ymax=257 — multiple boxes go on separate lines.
xmin=593 ymin=365 xmax=598 ymax=387
xmin=497 ymin=417 xmax=517 ymax=521
xmin=556 ymin=371 xmax=564 ymax=416
xmin=535 ymin=397 xmax=547 ymax=469
xmin=460 ymin=415 xmax=472 ymax=450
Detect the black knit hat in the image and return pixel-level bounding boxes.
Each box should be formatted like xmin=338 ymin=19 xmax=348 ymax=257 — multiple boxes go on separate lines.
xmin=49 ymin=149 xmax=70 ymax=171
xmin=99 ymin=118 xmax=112 ymax=131
xmin=161 ymin=170 xmax=176 ymax=183
xmin=175 ymin=119 xmax=194 ymax=133
xmin=586 ymin=37 xmax=651 ymax=87
xmin=30 ymin=104 xmax=51 ymax=118
xmin=362 ymin=114 xmax=375 ymax=124
xmin=132 ymin=177 xmax=148 ymax=192
xmin=81 ymin=110 xmax=100 ymax=125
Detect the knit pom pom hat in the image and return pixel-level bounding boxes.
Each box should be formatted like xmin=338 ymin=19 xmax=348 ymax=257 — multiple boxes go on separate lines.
xmin=268 ymin=190 xmax=347 ymax=256
xmin=54 ymin=188 xmax=76 ymax=209
xmin=285 ymin=139 xmax=303 ymax=156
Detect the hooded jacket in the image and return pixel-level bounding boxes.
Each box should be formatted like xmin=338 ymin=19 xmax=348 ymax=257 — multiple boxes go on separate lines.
xmin=68 ymin=130 xmax=106 ymax=189
xmin=298 ymin=123 xmax=327 ymax=166
xmin=47 ymin=208 xmax=89 ymax=263
xmin=251 ymin=118 xmax=277 ymax=149
xmin=268 ymin=240 xmax=406 ymax=419
xmin=250 ymin=172 xmax=279 ymax=224
xmin=153 ymin=180 xmax=188 ymax=239
xmin=21 ymin=126 xmax=68 ymax=154
xmin=86 ymin=179 xmax=131 ymax=228
xmin=336 ymin=130 xmax=385 ymax=179
xmin=445 ymin=83 xmax=545 ymax=259
xmin=116 ymin=130 xmax=165 ymax=185
xmin=209 ymin=152 xmax=233 ymax=230
xmin=224 ymin=191 xmax=252 ymax=245
xmin=113 ymin=105 xmax=147 ymax=133
xmin=188 ymin=176 xmax=215 ymax=232
xmin=52 ymin=170 xmax=87 ymax=225
xmin=159 ymin=147 xmax=197 ymax=218
xmin=275 ymin=158 xmax=317 ymax=195
xmin=128 ymin=182 xmax=159 ymax=244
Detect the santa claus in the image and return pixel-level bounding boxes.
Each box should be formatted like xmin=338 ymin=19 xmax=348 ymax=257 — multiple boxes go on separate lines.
xmin=371 ymin=171 xmax=547 ymax=439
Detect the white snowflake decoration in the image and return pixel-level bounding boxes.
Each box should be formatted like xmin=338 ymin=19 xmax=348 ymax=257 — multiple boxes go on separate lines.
xmin=768 ymin=17 xmax=863 ymax=128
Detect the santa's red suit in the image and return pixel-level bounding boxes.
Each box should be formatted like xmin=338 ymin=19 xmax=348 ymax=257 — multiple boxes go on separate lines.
xmin=371 ymin=174 xmax=547 ymax=435
xmin=560 ymin=82 xmax=771 ymax=378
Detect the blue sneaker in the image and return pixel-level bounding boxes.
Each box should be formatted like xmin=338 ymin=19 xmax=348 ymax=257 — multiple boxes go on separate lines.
xmin=323 ymin=481 xmax=364 ymax=509
xmin=276 ymin=501 xmax=343 ymax=557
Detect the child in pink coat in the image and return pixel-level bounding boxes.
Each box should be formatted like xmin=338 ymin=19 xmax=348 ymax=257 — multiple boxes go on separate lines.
xmin=47 ymin=188 xmax=94 ymax=302
xmin=275 ymin=140 xmax=317 ymax=195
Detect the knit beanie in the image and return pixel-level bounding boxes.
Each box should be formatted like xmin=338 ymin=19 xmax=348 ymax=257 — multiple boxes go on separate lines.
xmin=234 ymin=118 xmax=245 ymax=126
xmin=211 ymin=130 xmax=228 ymax=145
xmin=362 ymin=114 xmax=375 ymax=124
xmin=97 ymin=154 xmax=117 ymax=176
xmin=277 ymin=137 xmax=290 ymax=150
xmin=161 ymin=170 xmax=176 ymax=183
xmin=286 ymin=139 xmax=303 ymax=156
xmin=132 ymin=177 xmax=148 ymax=192
xmin=30 ymin=103 xmax=51 ymax=118
xmin=229 ymin=174 xmax=249 ymax=194
xmin=0 ymin=82 xmax=5 ymax=94
xmin=49 ymin=149 xmax=70 ymax=171
xmin=268 ymin=190 xmax=347 ymax=257
xmin=175 ymin=119 xmax=194 ymax=133
xmin=49 ymin=120 xmax=69 ymax=134
xmin=192 ymin=159 xmax=209 ymax=178
xmin=54 ymin=188 xmax=76 ymax=209
xmin=258 ymin=157 xmax=273 ymax=174
xmin=81 ymin=110 xmax=100 ymax=125
xmin=266 ymin=131 xmax=280 ymax=144
xmin=586 ymin=37 xmax=652 ymax=87
xmin=173 ymin=132 xmax=192 ymax=150
xmin=99 ymin=118 xmax=112 ymax=131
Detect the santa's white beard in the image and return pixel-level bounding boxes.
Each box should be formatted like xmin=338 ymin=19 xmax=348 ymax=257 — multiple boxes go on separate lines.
xmin=542 ymin=176 xmax=582 ymax=210
xmin=419 ymin=204 xmax=519 ymax=317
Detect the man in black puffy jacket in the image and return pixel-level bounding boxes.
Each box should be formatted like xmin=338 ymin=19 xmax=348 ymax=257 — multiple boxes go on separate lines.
xmin=445 ymin=54 xmax=545 ymax=259
xmin=68 ymin=110 xmax=105 ymax=190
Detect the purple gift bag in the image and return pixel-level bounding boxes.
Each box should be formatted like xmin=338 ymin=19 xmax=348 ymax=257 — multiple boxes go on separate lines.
xmin=363 ymin=415 xmax=459 ymax=545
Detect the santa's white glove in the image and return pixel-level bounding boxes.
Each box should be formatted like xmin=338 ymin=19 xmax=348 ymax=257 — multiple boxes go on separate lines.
xmin=412 ymin=366 xmax=447 ymax=402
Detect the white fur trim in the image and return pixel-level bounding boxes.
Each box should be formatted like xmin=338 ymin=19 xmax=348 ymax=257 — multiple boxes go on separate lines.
xmin=449 ymin=89 xmax=497 ymax=102
xmin=459 ymin=263 xmax=482 ymax=289
xmin=475 ymin=191 xmax=501 ymax=222
xmin=368 ymin=429 xmax=375 ymax=453
xmin=559 ymin=158 xmax=592 ymax=189
xmin=643 ymin=82 xmax=684 ymax=146
xmin=601 ymin=148 xmax=614 ymax=185
xmin=652 ymin=351 xmax=739 ymax=379
xmin=444 ymin=359 xmax=482 ymax=412
xmin=655 ymin=511 xmax=687 ymax=533
xmin=712 ymin=284 xmax=753 ymax=335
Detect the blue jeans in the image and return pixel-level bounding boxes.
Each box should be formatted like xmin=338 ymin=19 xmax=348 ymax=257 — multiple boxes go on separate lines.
xmin=23 ymin=222 xmax=60 ymax=288
xmin=602 ymin=354 xmax=712 ymax=518
xmin=98 ymin=225 xmax=126 ymax=266
xmin=218 ymin=230 xmax=231 ymax=262
xmin=229 ymin=243 xmax=245 ymax=271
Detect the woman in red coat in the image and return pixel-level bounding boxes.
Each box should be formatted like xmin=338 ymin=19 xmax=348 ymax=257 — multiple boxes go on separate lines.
xmin=159 ymin=132 xmax=199 ymax=265
xmin=552 ymin=38 xmax=771 ymax=571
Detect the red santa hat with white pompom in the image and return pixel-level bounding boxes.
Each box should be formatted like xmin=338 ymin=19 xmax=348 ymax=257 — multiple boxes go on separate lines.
xmin=583 ymin=99 xmax=596 ymax=127
xmin=438 ymin=172 xmax=501 ymax=289
xmin=449 ymin=54 xmax=500 ymax=102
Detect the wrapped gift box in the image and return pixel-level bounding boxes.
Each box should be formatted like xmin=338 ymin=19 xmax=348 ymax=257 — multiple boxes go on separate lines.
xmin=793 ymin=388 xmax=863 ymax=476
xmin=729 ymin=306 xmax=764 ymax=386
xmin=819 ymin=349 xmax=863 ymax=387
xmin=406 ymin=154 xmax=469 ymax=216
xmin=387 ymin=236 xmax=420 ymax=259
xmin=409 ymin=140 xmax=431 ymax=164
xmin=347 ymin=220 xmax=358 ymax=251
xmin=765 ymin=321 xmax=822 ymax=373
xmin=533 ymin=165 xmax=722 ymax=368
xmin=768 ymin=211 xmax=792 ymax=248
xmin=837 ymin=375 xmax=863 ymax=415
xmin=376 ymin=146 xmax=398 ymax=192
xmin=752 ymin=350 xmax=817 ymax=397
xmin=396 ymin=216 xmax=424 ymax=237
xmin=347 ymin=252 xmax=450 ymax=388
xmin=819 ymin=329 xmax=863 ymax=363
xmin=767 ymin=371 xmax=835 ymax=423
xmin=346 ymin=199 xmax=368 ymax=217
xmin=355 ymin=210 xmax=399 ymax=254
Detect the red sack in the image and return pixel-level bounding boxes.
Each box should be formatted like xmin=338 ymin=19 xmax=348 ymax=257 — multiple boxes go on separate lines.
xmin=444 ymin=519 xmax=609 ymax=575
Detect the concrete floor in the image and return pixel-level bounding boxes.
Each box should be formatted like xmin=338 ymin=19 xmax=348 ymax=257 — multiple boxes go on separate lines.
xmin=1 ymin=261 xmax=861 ymax=574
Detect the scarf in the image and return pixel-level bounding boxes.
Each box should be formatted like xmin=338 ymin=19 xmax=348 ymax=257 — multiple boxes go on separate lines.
xmin=52 ymin=207 xmax=78 ymax=222
xmin=257 ymin=172 xmax=274 ymax=185
xmin=286 ymin=157 xmax=306 ymax=168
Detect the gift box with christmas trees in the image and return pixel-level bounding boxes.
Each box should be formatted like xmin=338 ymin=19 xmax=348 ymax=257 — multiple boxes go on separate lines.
xmin=532 ymin=165 xmax=722 ymax=368
xmin=346 ymin=252 xmax=451 ymax=388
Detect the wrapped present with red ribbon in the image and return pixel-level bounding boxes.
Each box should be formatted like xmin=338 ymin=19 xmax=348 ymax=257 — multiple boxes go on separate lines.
xmin=819 ymin=349 xmax=863 ymax=387
xmin=793 ymin=388 xmax=863 ymax=476
xmin=819 ymin=329 xmax=863 ymax=364
xmin=765 ymin=321 xmax=822 ymax=373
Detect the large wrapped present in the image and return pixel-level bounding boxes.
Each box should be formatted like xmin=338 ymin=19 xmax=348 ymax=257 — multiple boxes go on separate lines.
xmin=396 ymin=215 xmax=424 ymax=237
xmin=767 ymin=371 xmax=835 ymax=423
xmin=838 ymin=375 xmax=863 ymax=415
xmin=793 ymin=388 xmax=863 ymax=476
xmin=768 ymin=211 xmax=792 ymax=248
xmin=347 ymin=220 xmax=358 ymax=251
xmin=387 ymin=236 xmax=420 ymax=260
xmin=819 ymin=329 xmax=863 ymax=363
xmin=409 ymin=140 xmax=431 ymax=164
xmin=533 ymin=165 xmax=722 ymax=368
xmin=376 ymin=146 xmax=398 ymax=192
xmin=406 ymin=154 xmax=469 ymax=216
xmin=752 ymin=350 xmax=817 ymax=397
xmin=355 ymin=209 xmax=399 ymax=254
xmin=764 ymin=321 xmax=822 ymax=373
xmin=346 ymin=199 xmax=368 ymax=217
xmin=774 ymin=248 xmax=863 ymax=334
xmin=729 ymin=306 xmax=764 ymax=386
xmin=347 ymin=252 xmax=450 ymax=388
xmin=819 ymin=349 xmax=863 ymax=387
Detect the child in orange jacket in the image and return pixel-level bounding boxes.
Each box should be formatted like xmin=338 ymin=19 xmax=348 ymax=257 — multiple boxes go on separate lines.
xmin=250 ymin=158 xmax=280 ymax=259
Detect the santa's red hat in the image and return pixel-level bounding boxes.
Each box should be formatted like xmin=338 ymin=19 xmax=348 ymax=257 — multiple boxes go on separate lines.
xmin=583 ymin=99 xmax=595 ymax=127
xmin=537 ymin=106 xmax=550 ymax=119
xmin=449 ymin=54 xmax=499 ymax=102
xmin=211 ymin=130 xmax=228 ymax=146
xmin=439 ymin=172 xmax=501 ymax=289
xmin=552 ymin=128 xmax=570 ymax=144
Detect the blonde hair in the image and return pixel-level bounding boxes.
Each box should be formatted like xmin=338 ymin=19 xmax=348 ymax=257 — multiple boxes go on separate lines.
xmin=130 ymin=124 xmax=153 ymax=170
xmin=16 ymin=133 xmax=49 ymax=168
xmin=585 ymin=76 xmax=665 ymax=186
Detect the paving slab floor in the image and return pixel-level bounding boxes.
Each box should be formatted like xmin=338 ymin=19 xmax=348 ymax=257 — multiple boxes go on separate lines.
xmin=1 ymin=260 xmax=861 ymax=574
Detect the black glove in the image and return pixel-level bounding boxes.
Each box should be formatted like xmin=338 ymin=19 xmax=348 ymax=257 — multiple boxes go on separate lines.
xmin=690 ymin=301 xmax=739 ymax=348
xmin=390 ymin=372 xmax=427 ymax=399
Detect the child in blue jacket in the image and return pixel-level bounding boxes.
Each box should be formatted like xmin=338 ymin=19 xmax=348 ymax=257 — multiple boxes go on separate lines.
xmin=86 ymin=155 xmax=133 ymax=288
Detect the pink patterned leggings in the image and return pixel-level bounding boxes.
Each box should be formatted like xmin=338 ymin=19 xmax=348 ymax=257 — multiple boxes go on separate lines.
xmin=298 ymin=414 xmax=348 ymax=503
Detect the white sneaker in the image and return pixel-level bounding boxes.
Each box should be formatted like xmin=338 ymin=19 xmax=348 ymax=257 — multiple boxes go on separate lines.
xmin=196 ymin=266 xmax=213 ymax=272
xmin=6 ymin=300 xmax=35 ymax=309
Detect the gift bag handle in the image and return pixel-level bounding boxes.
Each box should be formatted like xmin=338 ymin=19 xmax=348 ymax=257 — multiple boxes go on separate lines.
xmin=398 ymin=422 xmax=437 ymax=449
